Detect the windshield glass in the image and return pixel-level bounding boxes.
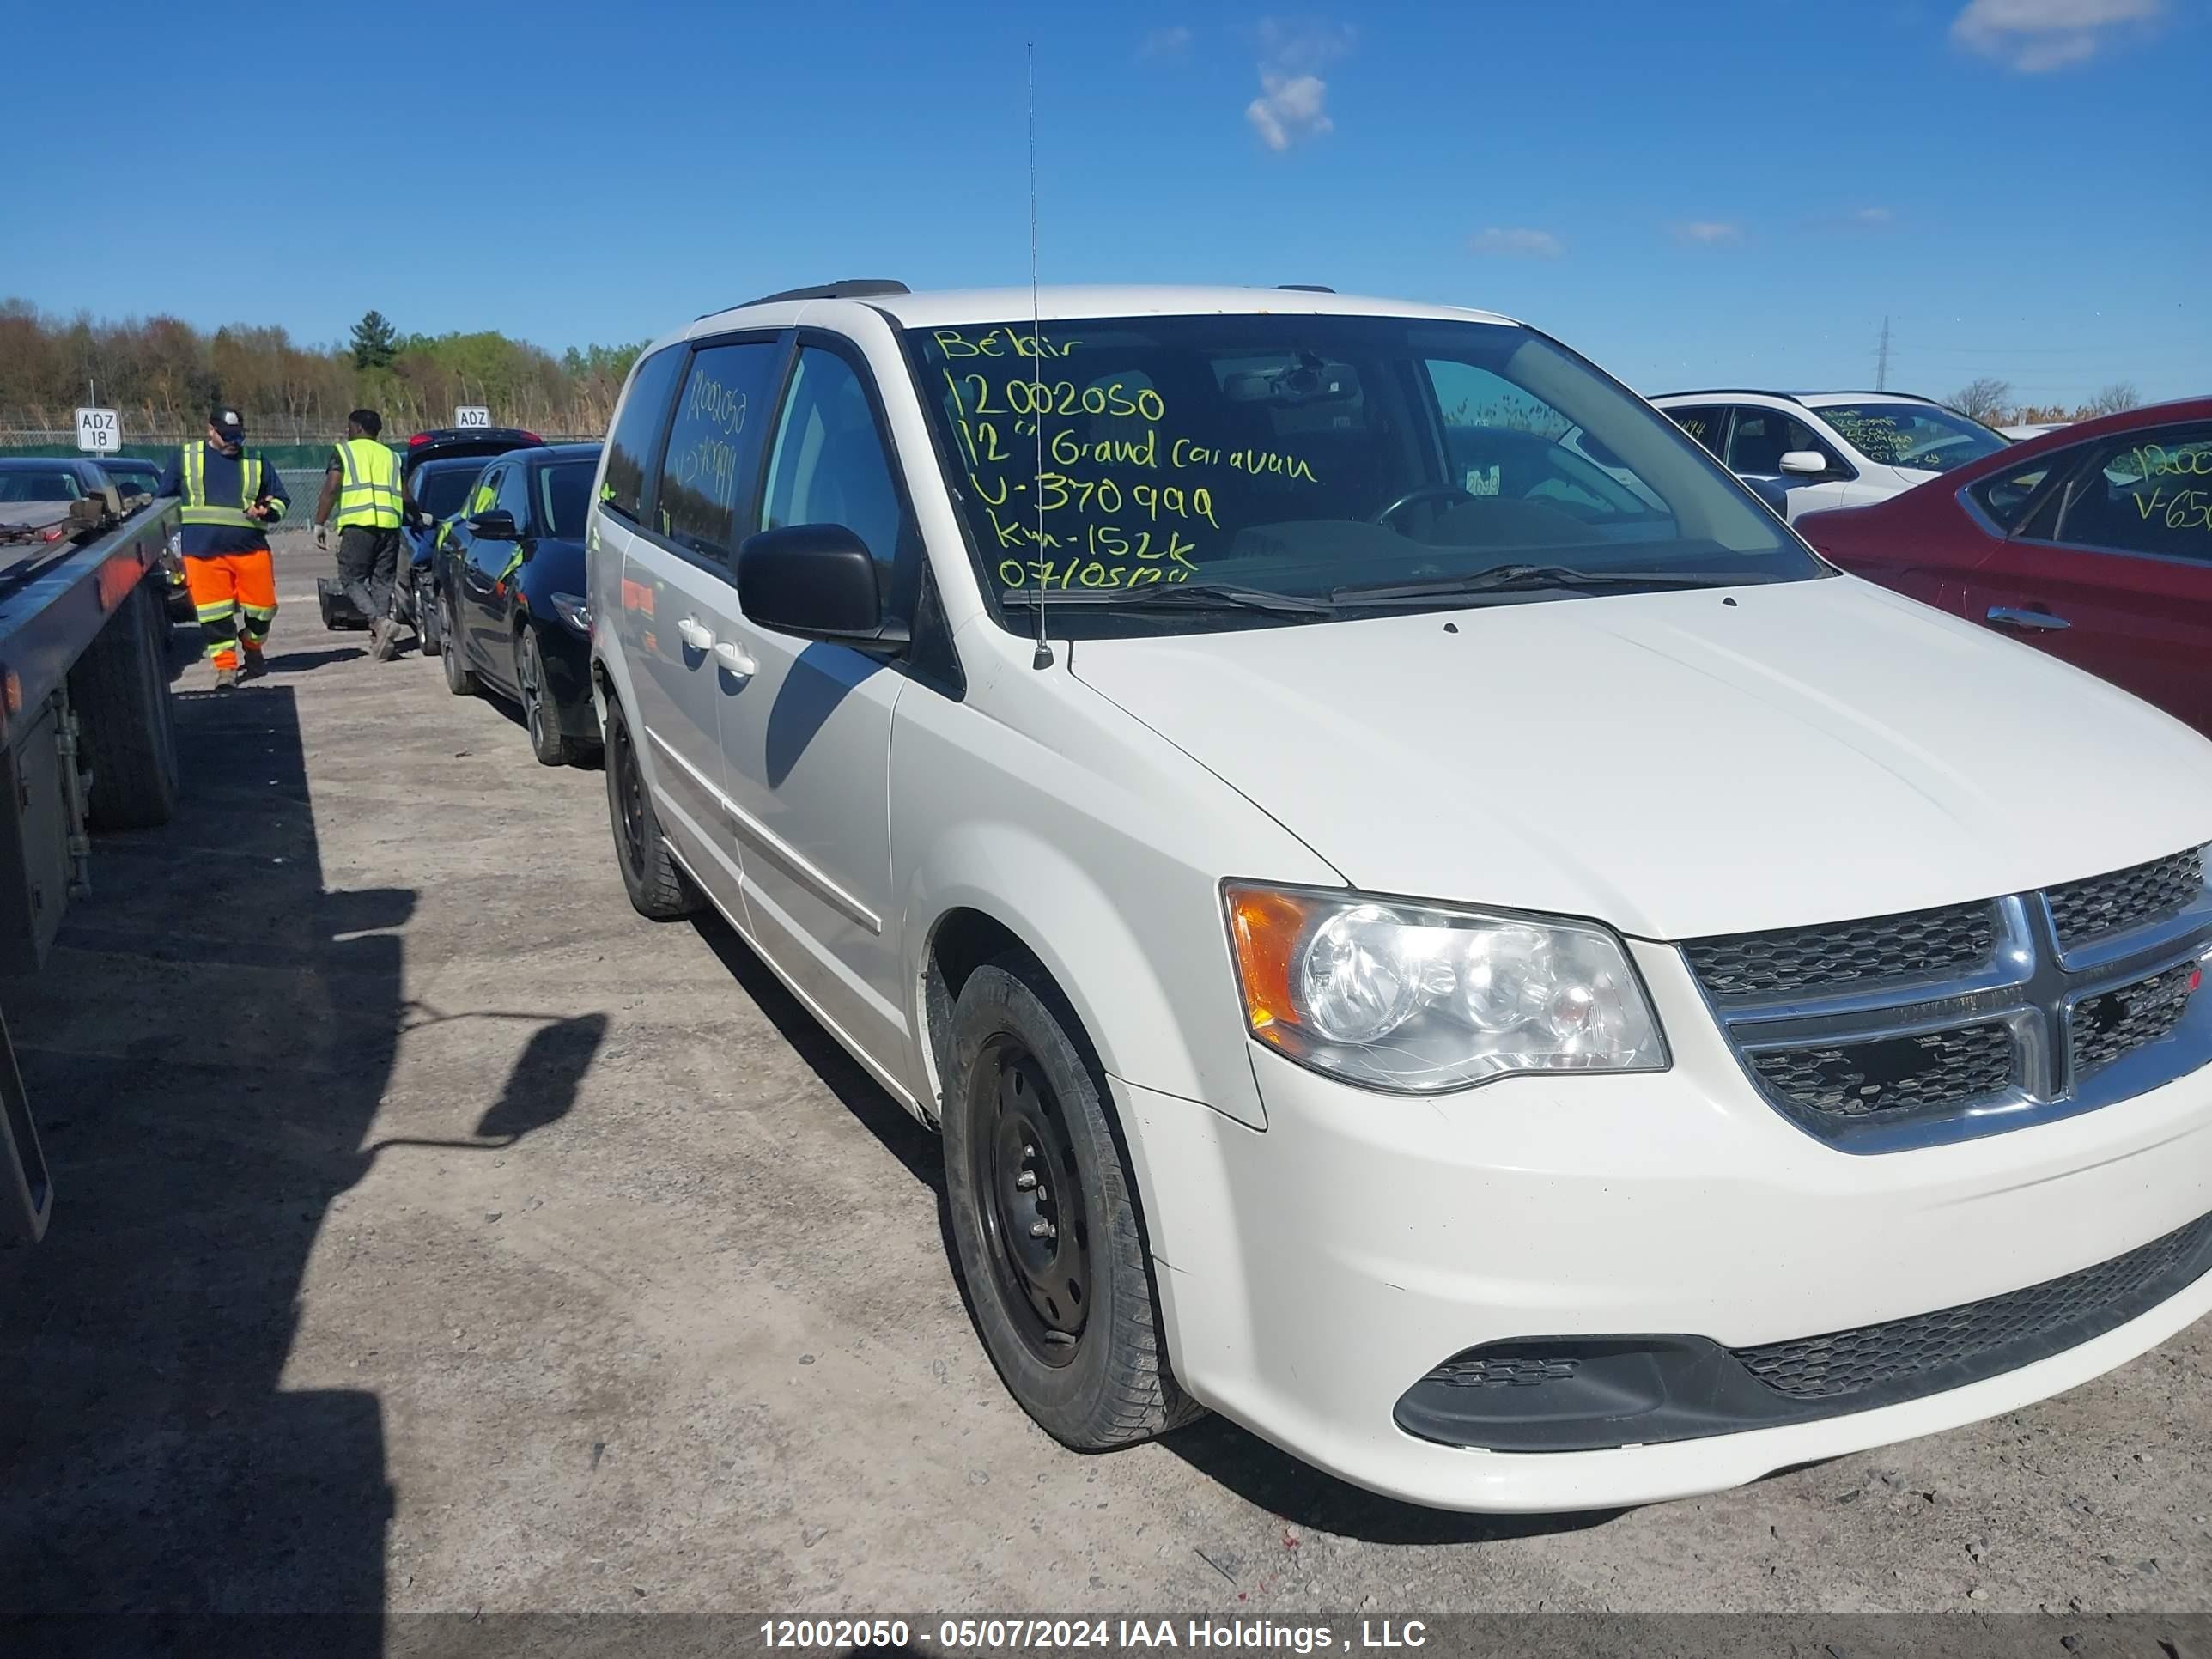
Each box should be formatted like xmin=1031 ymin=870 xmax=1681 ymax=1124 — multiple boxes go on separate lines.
xmin=538 ymin=459 xmax=598 ymax=537
xmin=908 ymin=314 xmax=1815 ymax=634
xmin=413 ymin=462 xmax=486 ymax=520
xmin=1817 ymin=403 xmax=2006 ymax=475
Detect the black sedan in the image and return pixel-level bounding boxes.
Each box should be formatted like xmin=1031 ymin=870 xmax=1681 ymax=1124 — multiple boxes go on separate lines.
xmin=432 ymin=443 xmax=601 ymax=766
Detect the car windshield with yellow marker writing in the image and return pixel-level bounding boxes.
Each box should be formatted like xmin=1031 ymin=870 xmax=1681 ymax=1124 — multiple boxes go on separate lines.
xmin=908 ymin=314 xmax=1821 ymax=636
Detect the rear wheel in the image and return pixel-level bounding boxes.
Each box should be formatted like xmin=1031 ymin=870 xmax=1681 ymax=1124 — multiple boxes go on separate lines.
xmin=517 ymin=627 xmax=578 ymax=767
xmin=70 ymin=580 xmax=180 ymax=831
xmin=603 ymin=695 xmax=699 ymax=920
xmin=943 ymin=951 xmax=1200 ymax=1449
xmin=440 ymin=592 xmax=476 ymax=696
xmin=418 ymin=574 xmax=444 ymax=657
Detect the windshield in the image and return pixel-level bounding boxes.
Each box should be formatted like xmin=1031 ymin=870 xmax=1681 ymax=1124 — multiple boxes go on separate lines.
xmin=413 ymin=462 xmax=486 ymax=520
xmin=0 ymin=471 xmax=81 ymax=502
xmin=537 ymin=459 xmax=598 ymax=537
xmin=1817 ymin=403 xmax=2006 ymax=475
xmin=908 ymin=314 xmax=1815 ymax=635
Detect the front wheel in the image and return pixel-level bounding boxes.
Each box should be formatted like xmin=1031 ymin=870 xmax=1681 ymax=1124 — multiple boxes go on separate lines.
xmin=943 ymin=951 xmax=1201 ymax=1449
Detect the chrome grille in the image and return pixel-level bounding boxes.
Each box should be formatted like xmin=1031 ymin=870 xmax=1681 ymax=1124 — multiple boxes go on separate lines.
xmin=1688 ymin=846 xmax=2212 ymax=1151
xmin=1683 ymin=902 xmax=1994 ymax=1000
xmin=1734 ymin=1207 xmax=2212 ymax=1399
xmin=1749 ymin=1024 xmax=2011 ymax=1120
xmin=2071 ymin=963 xmax=2198 ymax=1081
xmin=2048 ymin=848 xmax=2202 ymax=952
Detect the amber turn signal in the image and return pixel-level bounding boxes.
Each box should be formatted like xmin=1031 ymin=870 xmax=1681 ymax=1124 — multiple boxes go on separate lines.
xmin=1225 ymin=884 xmax=1319 ymax=1034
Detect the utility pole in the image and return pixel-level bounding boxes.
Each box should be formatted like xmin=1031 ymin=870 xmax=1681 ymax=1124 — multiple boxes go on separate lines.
xmin=1875 ymin=316 xmax=1891 ymax=392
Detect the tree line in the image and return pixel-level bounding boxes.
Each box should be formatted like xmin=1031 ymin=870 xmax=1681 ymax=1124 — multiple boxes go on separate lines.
xmin=1948 ymin=378 xmax=2141 ymax=428
xmin=0 ymin=302 xmax=647 ymax=440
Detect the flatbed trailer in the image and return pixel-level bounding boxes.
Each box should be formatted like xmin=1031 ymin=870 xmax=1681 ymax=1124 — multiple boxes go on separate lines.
xmin=0 ymin=499 xmax=182 ymax=1244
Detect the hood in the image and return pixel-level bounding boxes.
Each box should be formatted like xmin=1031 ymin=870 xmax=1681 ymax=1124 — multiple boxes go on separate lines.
xmin=1068 ymin=576 xmax=2212 ymax=939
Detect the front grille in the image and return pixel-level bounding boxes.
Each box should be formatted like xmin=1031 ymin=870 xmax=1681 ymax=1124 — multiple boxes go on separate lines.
xmin=1684 ymin=901 xmax=1996 ymax=1000
xmin=2048 ymin=848 xmax=2203 ymax=951
xmin=1734 ymin=1208 xmax=2212 ymax=1400
xmin=2071 ymin=963 xmax=2199 ymax=1081
xmin=1749 ymin=1023 xmax=2012 ymax=1120
xmin=1426 ymin=1354 xmax=1581 ymax=1390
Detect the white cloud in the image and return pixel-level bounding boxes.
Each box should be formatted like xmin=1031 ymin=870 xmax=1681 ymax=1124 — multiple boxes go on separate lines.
xmin=1247 ymin=74 xmax=1332 ymax=150
xmin=1952 ymin=0 xmax=2164 ymax=70
xmin=1468 ymin=227 xmax=1564 ymax=259
xmin=1139 ymin=26 xmax=1191 ymax=59
xmin=1672 ymin=221 xmax=1743 ymax=246
xmin=1244 ymin=18 xmax=1354 ymax=150
xmin=1855 ymin=205 xmax=1896 ymax=225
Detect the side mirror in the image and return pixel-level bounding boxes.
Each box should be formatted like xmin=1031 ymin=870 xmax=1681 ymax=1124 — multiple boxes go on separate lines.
xmin=1778 ymin=450 xmax=1829 ymax=477
xmin=737 ymin=523 xmax=885 ymax=643
xmin=469 ymin=509 xmax=519 ymax=539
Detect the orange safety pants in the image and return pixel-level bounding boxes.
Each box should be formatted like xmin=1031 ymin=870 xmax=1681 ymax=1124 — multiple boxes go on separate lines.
xmin=183 ymin=550 xmax=277 ymax=671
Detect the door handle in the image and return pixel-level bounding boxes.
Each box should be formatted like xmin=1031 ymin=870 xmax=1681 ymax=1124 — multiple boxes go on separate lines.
xmin=712 ymin=640 xmax=758 ymax=678
xmin=677 ymin=617 xmax=714 ymax=653
xmin=1986 ymin=605 xmax=2070 ymax=632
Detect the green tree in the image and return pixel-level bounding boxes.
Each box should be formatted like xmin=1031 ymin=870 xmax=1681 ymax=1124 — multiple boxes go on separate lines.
xmin=349 ymin=309 xmax=398 ymax=370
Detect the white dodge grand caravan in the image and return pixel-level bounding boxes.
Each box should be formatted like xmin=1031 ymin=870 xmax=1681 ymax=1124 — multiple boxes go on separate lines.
xmin=586 ymin=283 xmax=2212 ymax=1513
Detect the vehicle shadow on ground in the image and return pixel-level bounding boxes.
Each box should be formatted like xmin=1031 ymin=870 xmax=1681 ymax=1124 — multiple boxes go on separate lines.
xmin=688 ymin=913 xmax=1624 ymax=1549
xmin=0 ymin=679 xmax=607 ymax=1638
xmin=0 ymin=684 xmax=396 ymax=1640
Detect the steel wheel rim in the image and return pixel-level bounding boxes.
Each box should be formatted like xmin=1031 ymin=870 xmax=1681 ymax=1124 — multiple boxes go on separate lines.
xmin=970 ymin=1036 xmax=1089 ymax=1365
xmin=611 ymin=719 xmax=647 ymax=878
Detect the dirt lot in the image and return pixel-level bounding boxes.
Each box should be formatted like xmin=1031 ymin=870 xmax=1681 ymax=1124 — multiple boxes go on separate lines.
xmin=2 ymin=530 xmax=2209 ymax=1619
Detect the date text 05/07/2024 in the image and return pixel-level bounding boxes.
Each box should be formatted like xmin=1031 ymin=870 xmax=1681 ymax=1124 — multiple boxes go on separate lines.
xmin=758 ymin=1618 xmax=1432 ymax=1652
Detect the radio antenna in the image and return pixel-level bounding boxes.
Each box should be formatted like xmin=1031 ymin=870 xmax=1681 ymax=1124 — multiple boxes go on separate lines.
xmin=1026 ymin=39 xmax=1054 ymax=670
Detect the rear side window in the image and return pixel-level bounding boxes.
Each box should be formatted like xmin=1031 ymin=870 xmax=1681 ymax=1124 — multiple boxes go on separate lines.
xmin=599 ymin=345 xmax=685 ymax=525
xmin=1662 ymin=405 xmax=1727 ymax=458
xmin=2049 ymin=424 xmax=2212 ymax=562
xmin=655 ymin=341 xmax=786 ymax=564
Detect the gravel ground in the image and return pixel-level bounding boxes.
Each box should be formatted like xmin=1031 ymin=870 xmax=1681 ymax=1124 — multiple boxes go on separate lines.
xmin=1 ymin=530 xmax=2209 ymax=1620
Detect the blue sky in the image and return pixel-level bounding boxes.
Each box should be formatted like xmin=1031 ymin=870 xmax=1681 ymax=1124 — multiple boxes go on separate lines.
xmin=5 ymin=0 xmax=2204 ymax=405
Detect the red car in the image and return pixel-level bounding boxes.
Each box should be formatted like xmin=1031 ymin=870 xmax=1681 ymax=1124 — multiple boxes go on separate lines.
xmin=1800 ymin=398 xmax=2212 ymax=732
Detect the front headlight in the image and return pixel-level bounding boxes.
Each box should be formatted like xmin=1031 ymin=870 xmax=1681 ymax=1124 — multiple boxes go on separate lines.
xmin=1224 ymin=884 xmax=1667 ymax=1092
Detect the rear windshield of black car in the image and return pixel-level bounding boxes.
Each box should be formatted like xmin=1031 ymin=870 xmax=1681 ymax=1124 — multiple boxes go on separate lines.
xmin=413 ymin=464 xmax=485 ymax=520
xmin=538 ymin=461 xmax=597 ymax=537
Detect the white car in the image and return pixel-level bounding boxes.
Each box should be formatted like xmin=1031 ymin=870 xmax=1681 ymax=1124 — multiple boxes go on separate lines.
xmin=1651 ymin=389 xmax=2009 ymax=520
xmin=2001 ymin=422 xmax=2071 ymax=441
xmin=586 ymin=284 xmax=2212 ymax=1514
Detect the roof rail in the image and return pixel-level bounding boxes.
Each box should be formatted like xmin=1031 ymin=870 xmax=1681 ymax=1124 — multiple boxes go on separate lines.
xmin=1794 ymin=389 xmax=1936 ymax=402
xmin=1650 ymin=389 xmax=1808 ymax=404
xmin=1277 ymin=283 xmax=1334 ymax=292
xmin=701 ymin=280 xmax=911 ymax=319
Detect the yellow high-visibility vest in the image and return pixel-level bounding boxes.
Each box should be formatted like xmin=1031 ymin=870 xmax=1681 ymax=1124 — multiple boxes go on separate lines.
xmin=333 ymin=437 xmax=403 ymax=529
xmin=179 ymin=441 xmax=265 ymax=529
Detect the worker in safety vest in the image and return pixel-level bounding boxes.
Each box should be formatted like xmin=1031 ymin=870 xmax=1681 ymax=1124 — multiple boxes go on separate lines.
xmin=313 ymin=408 xmax=408 ymax=660
xmin=157 ymin=406 xmax=288 ymax=690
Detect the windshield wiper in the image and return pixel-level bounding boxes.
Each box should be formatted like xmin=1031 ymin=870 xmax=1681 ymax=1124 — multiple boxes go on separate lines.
xmin=999 ymin=582 xmax=1336 ymax=617
xmin=1331 ymin=563 xmax=1759 ymax=604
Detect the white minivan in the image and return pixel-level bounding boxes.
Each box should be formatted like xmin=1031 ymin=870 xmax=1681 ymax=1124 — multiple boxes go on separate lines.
xmin=586 ymin=283 xmax=2212 ymax=1513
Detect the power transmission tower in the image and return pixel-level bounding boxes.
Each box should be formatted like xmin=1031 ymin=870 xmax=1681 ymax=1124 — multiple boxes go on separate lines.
xmin=1875 ymin=316 xmax=1891 ymax=392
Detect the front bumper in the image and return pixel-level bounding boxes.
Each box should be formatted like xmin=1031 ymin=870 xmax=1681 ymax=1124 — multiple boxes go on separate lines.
xmin=1122 ymin=941 xmax=2212 ymax=1512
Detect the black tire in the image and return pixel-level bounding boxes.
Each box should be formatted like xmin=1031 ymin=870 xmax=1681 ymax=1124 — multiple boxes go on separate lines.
xmin=602 ymin=694 xmax=699 ymax=920
xmin=440 ymin=592 xmax=477 ymax=696
xmin=418 ymin=577 xmax=443 ymax=657
xmin=69 ymin=580 xmax=181 ymax=833
xmin=943 ymin=951 xmax=1200 ymax=1449
xmin=516 ymin=627 xmax=578 ymax=767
